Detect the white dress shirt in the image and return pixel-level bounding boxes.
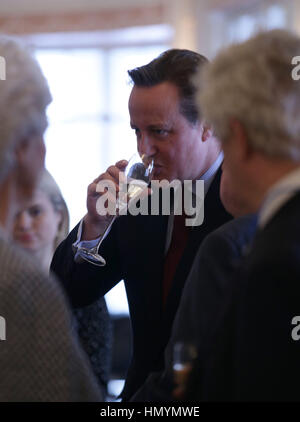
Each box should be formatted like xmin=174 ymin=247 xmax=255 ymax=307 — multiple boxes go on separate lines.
xmin=259 ymin=166 xmax=300 ymax=228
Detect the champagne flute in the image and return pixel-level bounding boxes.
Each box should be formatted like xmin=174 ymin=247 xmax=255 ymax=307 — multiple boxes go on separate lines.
xmin=76 ymin=153 xmax=154 ymax=266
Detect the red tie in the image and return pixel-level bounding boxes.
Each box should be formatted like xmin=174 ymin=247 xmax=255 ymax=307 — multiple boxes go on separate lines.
xmin=162 ymin=213 xmax=190 ymax=306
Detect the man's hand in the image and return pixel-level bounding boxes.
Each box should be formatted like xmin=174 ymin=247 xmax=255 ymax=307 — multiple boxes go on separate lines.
xmin=82 ymin=160 xmax=128 ymax=240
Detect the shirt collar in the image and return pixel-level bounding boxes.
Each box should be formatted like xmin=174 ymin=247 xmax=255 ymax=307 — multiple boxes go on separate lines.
xmin=259 ymin=166 xmax=300 ymax=228
xmin=187 ymin=151 xmax=224 ymax=197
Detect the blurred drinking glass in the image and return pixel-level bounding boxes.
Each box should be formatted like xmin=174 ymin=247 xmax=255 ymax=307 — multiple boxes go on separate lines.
xmin=173 ymin=342 xmax=197 ymax=400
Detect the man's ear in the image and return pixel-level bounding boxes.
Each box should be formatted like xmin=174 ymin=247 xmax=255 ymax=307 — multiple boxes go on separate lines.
xmin=56 ymin=211 xmax=64 ymax=233
xmin=201 ymin=124 xmax=213 ymax=142
xmin=229 ymin=119 xmax=252 ymax=162
xmin=14 ymin=138 xmax=30 ymax=167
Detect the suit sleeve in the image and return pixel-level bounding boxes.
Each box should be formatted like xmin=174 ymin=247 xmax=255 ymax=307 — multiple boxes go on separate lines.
xmin=51 ymin=220 xmax=124 ymax=308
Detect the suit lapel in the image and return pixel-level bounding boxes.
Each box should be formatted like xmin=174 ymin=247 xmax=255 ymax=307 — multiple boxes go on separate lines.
xmin=139 ymin=213 xmax=168 ymax=315
xmin=121 ymin=212 xmax=168 ymax=326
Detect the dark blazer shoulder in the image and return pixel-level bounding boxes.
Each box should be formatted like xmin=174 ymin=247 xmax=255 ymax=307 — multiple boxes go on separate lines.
xmin=200 ymin=214 xmax=257 ymax=259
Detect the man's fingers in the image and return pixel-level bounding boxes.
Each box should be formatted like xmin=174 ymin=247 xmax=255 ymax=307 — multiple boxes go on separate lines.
xmin=87 ymin=182 xmax=99 ymax=197
xmin=115 ymin=160 xmax=128 ymax=169
xmin=91 ymin=160 xmax=127 ymax=187
xmin=91 ymin=173 xmax=120 ymax=193
xmin=106 ymin=165 xmax=121 ymax=181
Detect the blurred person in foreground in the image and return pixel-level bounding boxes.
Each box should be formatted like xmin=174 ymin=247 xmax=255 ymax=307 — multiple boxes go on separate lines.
xmin=51 ymin=49 xmax=232 ymax=400
xmin=0 ymin=36 xmax=102 ymax=401
xmin=192 ymin=29 xmax=300 ymax=401
xmin=13 ymin=169 xmax=112 ymax=397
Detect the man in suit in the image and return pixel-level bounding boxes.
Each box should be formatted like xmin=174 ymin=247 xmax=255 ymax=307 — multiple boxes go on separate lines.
xmin=51 ymin=49 xmax=232 ymax=400
xmin=192 ymin=29 xmax=300 ymax=401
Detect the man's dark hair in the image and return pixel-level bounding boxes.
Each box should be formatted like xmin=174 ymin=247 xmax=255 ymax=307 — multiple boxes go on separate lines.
xmin=128 ymin=49 xmax=208 ymax=124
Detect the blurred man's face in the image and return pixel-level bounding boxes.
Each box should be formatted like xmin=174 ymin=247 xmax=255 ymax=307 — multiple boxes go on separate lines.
xmin=16 ymin=134 xmax=46 ymax=202
xmin=128 ymin=82 xmax=209 ymax=182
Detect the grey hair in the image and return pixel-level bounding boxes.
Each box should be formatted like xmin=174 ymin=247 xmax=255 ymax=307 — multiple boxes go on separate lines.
xmin=0 ymin=35 xmax=52 ymax=181
xmin=38 ymin=169 xmax=69 ymax=250
xmin=196 ymin=29 xmax=300 ymax=161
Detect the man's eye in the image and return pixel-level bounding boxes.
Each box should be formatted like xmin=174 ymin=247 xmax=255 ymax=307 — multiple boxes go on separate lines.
xmin=29 ymin=206 xmax=42 ymax=217
xmin=133 ymin=128 xmax=140 ymax=137
xmin=154 ymin=129 xmax=168 ymax=136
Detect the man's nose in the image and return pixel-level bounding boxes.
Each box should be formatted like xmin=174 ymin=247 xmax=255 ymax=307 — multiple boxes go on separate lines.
xmin=16 ymin=213 xmax=31 ymax=231
xmin=138 ymin=134 xmax=156 ymax=158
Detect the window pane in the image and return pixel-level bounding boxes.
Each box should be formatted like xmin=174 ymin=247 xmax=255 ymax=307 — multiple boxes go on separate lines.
xmin=45 ymin=121 xmax=104 ymax=227
xmin=36 ymin=49 xmax=104 ymax=122
xmin=109 ymin=45 xmax=168 ymax=117
xmin=266 ymin=5 xmax=286 ymax=30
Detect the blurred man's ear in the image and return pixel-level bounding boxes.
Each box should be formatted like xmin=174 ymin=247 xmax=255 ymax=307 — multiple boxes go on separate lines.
xmin=15 ymin=135 xmax=45 ymax=170
xmin=229 ymin=119 xmax=252 ymax=162
xmin=201 ymin=124 xmax=213 ymax=142
xmin=15 ymin=138 xmax=29 ymax=165
xmin=14 ymin=135 xmax=45 ymax=199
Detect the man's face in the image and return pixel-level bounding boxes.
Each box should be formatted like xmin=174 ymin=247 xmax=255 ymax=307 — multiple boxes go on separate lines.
xmin=128 ymin=82 xmax=208 ymax=182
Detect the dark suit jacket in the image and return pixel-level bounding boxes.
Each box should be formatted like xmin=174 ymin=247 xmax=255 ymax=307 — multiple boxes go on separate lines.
xmin=51 ymin=169 xmax=232 ymax=400
xmin=199 ymin=192 xmax=300 ymax=401
xmin=131 ymin=214 xmax=257 ymax=401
